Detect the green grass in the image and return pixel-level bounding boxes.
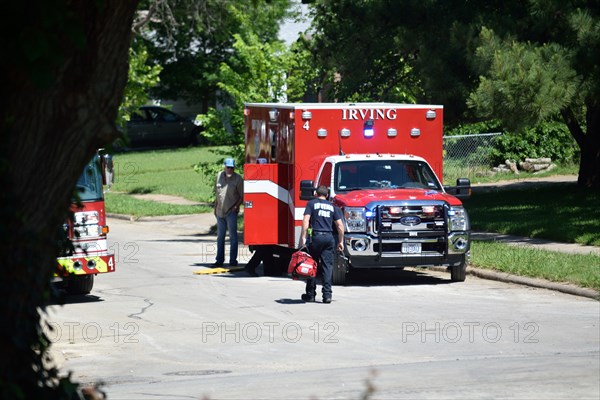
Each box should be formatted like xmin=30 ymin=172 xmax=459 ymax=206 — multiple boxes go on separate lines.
xmin=110 ymin=146 xmax=225 ymax=202
xmin=466 ymin=183 xmax=600 ymax=246
xmin=105 ymin=192 xmax=212 ymax=217
xmin=471 ymin=241 xmax=600 ymax=291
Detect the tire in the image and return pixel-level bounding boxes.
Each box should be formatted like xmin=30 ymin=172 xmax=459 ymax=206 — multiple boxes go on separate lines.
xmin=66 ymin=274 xmax=94 ymax=295
xmin=261 ymin=246 xmax=280 ymax=276
xmin=332 ymin=251 xmax=348 ymax=286
xmin=190 ymin=129 xmax=208 ymax=146
xmin=263 ymin=262 xmax=278 ymax=276
xmin=450 ymin=255 xmax=467 ymax=282
xmin=277 ymin=249 xmax=293 ymax=276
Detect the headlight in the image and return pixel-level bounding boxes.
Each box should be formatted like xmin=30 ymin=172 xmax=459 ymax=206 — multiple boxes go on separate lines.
xmin=344 ymin=207 xmax=366 ymax=232
xmin=74 ymin=225 xmax=103 ymax=238
xmin=74 ymin=211 xmax=99 ymax=225
xmin=448 ymin=206 xmax=470 ymax=231
xmin=73 ymin=211 xmax=102 ymax=238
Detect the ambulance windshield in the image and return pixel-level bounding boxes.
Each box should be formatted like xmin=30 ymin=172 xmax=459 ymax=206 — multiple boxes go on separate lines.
xmin=335 ymin=160 xmax=442 ymax=192
xmin=74 ymin=158 xmax=104 ymax=202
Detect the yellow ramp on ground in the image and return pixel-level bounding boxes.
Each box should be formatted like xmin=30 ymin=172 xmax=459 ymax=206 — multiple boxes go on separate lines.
xmin=193 ymin=266 xmax=245 ymax=275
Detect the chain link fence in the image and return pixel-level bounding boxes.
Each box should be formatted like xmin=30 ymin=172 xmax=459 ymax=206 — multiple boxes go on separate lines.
xmin=443 ymin=133 xmax=502 ymax=183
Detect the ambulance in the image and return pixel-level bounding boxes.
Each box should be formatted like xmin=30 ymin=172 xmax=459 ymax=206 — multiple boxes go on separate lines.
xmin=243 ymin=103 xmax=471 ymax=285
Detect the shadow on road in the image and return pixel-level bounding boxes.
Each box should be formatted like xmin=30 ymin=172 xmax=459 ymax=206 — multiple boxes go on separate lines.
xmin=190 ymin=262 xmax=453 ymax=288
xmin=275 ymin=298 xmax=305 ymax=305
xmin=214 ymin=266 xmax=452 ymax=286
xmin=48 ymin=290 xmax=105 ymax=305
xmin=344 ymin=268 xmax=452 ymax=287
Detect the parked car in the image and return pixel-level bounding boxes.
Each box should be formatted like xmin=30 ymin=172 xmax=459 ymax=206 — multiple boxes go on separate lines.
xmin=117 ymin=106 xmax=206 ymax=148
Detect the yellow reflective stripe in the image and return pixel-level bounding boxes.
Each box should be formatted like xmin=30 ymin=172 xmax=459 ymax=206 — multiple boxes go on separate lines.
xmin=56 ymin=256 xmax=110 ymax=275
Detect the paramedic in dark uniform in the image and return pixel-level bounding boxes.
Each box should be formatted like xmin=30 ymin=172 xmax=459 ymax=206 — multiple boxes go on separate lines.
xmin=299 ymin=185 xmax=344 ymax=303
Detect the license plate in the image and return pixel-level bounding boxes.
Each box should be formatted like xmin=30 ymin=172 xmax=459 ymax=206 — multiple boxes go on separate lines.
xmin=402 ymin=243 xmax=421 ymax=254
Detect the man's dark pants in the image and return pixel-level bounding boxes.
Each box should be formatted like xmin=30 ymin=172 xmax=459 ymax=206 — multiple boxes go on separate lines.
xmin=305 ymin=232 xmax=334 ymax=298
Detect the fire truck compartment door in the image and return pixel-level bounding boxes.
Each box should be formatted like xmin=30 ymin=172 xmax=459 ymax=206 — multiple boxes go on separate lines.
xmin=244 ymin=163 xmax=292 ymax=246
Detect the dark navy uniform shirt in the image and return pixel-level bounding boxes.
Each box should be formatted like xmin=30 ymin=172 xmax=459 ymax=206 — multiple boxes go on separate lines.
xmin=304 ymin=198 xmax=343 ymax=232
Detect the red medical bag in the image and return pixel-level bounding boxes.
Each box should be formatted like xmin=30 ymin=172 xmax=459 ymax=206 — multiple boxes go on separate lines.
xmin=287 ymin=250 xmax=317 ymax=280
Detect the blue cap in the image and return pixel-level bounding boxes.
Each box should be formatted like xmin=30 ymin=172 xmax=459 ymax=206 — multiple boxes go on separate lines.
xmin=224 ymin=158 xmax=235 ymax=167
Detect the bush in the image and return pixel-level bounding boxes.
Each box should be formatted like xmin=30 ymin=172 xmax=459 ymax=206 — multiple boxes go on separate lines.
xmin=490 ymin=121 xmax=579 ymax=165
xmin=446 ymin=120 xmax=580 ymax=167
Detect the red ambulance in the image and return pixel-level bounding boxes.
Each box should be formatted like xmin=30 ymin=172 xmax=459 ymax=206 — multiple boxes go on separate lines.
xmin=243 ymin=103 xmax=471 ymax=285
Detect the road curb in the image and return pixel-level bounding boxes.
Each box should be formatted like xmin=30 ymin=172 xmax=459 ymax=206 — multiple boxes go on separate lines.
xmin=107 ymin=213 xmax=137 ymax=221
xmin=466 ymin=267 xmax=599 ymax=300
xmin=420 ymin=266 xmax=598 ymax=300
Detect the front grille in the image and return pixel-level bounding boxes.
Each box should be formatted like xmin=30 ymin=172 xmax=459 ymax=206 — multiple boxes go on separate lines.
xmin=372 ymin=204 xmax=446 ymax=234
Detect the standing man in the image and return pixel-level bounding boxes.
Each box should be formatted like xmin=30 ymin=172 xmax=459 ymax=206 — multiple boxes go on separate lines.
xmin=299 ymin=185 xmax=344 ymax=304
xmin=214 ymin=158 xmax=243 ymax=267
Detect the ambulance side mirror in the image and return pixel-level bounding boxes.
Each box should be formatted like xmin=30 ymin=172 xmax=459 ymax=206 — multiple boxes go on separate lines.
xmin=299 ymin=180 xmax=315 ymax=200
xmin=445 ymin=178 xmax=471 ymax=200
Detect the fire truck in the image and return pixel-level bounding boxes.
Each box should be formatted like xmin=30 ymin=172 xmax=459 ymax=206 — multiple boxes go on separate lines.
xmin=243 ymin=103 xmax=471 ymax=285
xmin=56 ymin=152 xmax=116 ymax=294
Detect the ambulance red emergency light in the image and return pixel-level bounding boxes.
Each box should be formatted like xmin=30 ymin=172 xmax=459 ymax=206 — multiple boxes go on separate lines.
xmin=243 ymin=103 xmax=471 ymax=285
xmin=56 ymin=152 xmax=116 ymax=294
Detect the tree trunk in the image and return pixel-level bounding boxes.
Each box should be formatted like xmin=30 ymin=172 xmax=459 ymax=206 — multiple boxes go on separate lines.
xmin=577 ymin=100 xmax=600 ymax=188
xmin=0 ymin=1 xmax=139 ymax=397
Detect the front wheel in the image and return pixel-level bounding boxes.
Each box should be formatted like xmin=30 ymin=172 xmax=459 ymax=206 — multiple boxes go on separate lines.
xmin=332 ymin=251 xmax=348 ymax=285
xmin=66 ymin=274 xmax=94 ymax=295
xmin=450 ymin=255 xmax=467 ymax=282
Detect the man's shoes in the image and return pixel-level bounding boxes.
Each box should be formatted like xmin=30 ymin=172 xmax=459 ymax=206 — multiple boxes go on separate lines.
xmin=229 ymin=261 xmax=238 ymax=267
xmin=244 ymin=267 xmax=259 ymax=277
xmin=212 ymin=262 xmax=224 ymax=267
xmin=323 ymin=297 xmax=332 ymax=304
xmin=301 ymin=294 xmax=316 ymax=302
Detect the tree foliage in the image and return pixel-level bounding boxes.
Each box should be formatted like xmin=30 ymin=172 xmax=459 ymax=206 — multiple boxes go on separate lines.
xmin=118 ymin=43 xmax=163 ymax=127
xmin=197 ymin=6 xmax=317 ymax=146
xmin=306 ymin=0 xmax=599 ymax=187
xmin=200 ymin=31 xmax=289 ymax=144
xmin=468 ymin=28 xmax=580 ymax=130
xmin=306 ymin=0 xmax=531 ymax=117
xmin=307 ymin=0 xmax=422 ymax=104
xmin=194 ymin=11 xmax=318 ymax=176
xmin=467 ymin=2 xmax=600 ymax=187
xmin=0 ymin=1 xmax=139 ymax=398
xmin=136 ymin=0 xmax=293 ymax=109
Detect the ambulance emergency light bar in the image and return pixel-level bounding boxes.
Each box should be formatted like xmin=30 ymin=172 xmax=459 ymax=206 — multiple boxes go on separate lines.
xmin=337 ymin=127 xmax=399 ymax=138
xmin=364 ymin=119 xmax=374 ymax=137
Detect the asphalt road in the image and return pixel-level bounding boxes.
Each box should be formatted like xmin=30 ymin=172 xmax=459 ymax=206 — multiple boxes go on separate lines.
xmin=47 ymin=216 xmax=600 ymax=400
